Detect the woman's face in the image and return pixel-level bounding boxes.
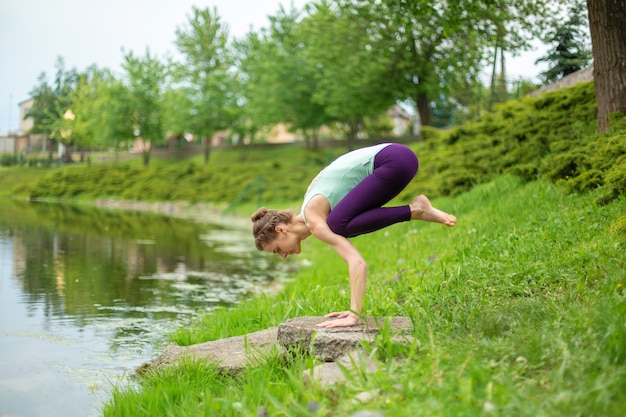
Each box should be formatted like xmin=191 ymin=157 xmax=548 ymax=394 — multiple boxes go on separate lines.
xmin=263 ymin=226 xmax=301 ymax=259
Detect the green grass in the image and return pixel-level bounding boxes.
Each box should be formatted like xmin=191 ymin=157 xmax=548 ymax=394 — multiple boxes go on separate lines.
xmin=102 ymin=175 xmax=626 ymax=417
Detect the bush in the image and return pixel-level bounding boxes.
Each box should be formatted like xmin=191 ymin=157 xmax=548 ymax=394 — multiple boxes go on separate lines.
xmin=404 ymin=81 xmax=625 ymax=204
xmin=7 ymin=81 xmax=626 ymax=206
xmin=0 ymin=154 xmax=18 ymax=166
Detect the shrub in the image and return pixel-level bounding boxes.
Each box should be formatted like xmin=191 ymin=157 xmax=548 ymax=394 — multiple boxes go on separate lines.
xmin=8 ymin=81 xmax=625 ymax=206
xmin=405 ymin=81 xmax=624 ymax=204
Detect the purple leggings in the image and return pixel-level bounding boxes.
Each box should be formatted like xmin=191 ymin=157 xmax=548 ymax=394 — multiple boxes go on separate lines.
xmin=327 ymin=143 xmax=419 ymax=238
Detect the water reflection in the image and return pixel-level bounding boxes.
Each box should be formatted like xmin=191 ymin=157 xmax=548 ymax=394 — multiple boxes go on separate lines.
xmin=0 ymin=200 xmax=289 ymax=417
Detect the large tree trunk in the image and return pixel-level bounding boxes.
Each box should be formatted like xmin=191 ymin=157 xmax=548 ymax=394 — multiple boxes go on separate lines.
xmin=47 ymin=138 xmax=55 ymax=162
xmin=586 ymin=0 xmax=626 ymax=132
xmin=347 ymin=119 xmax=358 ymax=150
xmin=237 ymin=130 xmax=254 ymax=162
xmin=62 ymin=142 xmax=74 ymax=163
xmin=203 ymin=136 xmax=212 ymax=164
xmin=142 ymin=150 xmax=151 ymax=166
xmin=140 ymin=139 xmax=151 ymax=166
xmin=303 ymin=129 xmax=320 ymax=151
xmin=311 ymin=128 xmax=319 ymax=151
xmin=416 ymin=92 xmax=430 ymax=127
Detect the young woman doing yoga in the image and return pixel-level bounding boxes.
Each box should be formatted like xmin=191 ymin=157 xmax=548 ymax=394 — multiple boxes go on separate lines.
xmin=251 ymin=143 xmax=456 ymax=328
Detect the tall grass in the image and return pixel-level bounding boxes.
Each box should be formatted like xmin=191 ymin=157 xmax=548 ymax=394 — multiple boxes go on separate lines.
xmin=103 ymin=175 xmax=626 ymax=416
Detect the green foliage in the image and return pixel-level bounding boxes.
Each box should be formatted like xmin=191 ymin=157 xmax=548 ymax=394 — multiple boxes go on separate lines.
xmin=300 ymin=1 xmax=395 ymax=142
xmin=0 ymin=153 xmax=19 ymax=167
xmin=122 ymin=49 xmax=168 ymax=165
xmin=401 ymin=81 xmax=625 ymax=204
xmin=27 ymin=57 xmax=79 ymax=138
xmin=544 ymin=132 xmax=626 ymax=203
xmin=12 ymin=148 xmax=329 ymax=206
xmin=174 ymin=6 xmax=237 ymax=163
xmin=536 ymin=1 xmax=592 ymax=84
xmin=72 ymin=67 xmax=134 ymax=152
xmin=234 ymin=5 xmax=328 ymax=147
xmin=9 ymin=80 xmax=626 ymax=209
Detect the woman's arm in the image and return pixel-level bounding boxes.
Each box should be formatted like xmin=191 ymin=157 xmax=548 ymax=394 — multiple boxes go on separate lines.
xmin=305 ymin=199 xmax=366 ymax=328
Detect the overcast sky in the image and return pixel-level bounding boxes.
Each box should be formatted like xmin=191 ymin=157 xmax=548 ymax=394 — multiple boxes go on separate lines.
xmin=0 ymin=0 xmax=548 ymax=133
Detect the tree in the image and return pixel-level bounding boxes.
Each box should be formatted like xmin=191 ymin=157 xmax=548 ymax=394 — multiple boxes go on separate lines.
xmin=231 ymin=31 xmax=272 ymax=153
xmin=367 ymin=0 xmax=553 ymax=125
xmin=536 ymin=1 xmax=592 ymax=84
xmin=369 ymin=0 xmax=482 ymax=126
xmin=586 ymin=0 xmax=626 ymax=132
xmin=93 ymin=75 xmax=134 ymax=155
xmin=27 ymin=74 xmax=56 ymax=137
xmin=28 ymin=74 xmax=57 ymax=160
xmin=71 ymin=67 xmax=133 ymax=159
xmin=235 ymin=4 xmax=327 ymax=150
xmin=233 ymin=31 xmax=282 ymax=143
xmin=161 ymin=86 xmax=194 ymax=144
xmin=68 ymin=66 xmax=109 ymax=162
xmin=28 ymin=57 xmax=79 ymax=161
xmin=122 ymin=49 xmax=167 ymax=166
xmin=300 ymin=1 xmax=395 ymax=148
xmin=175 ymin=6 xmax=237 ymax=163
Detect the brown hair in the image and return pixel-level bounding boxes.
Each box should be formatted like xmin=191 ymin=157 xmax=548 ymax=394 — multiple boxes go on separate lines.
xmin=251 ymin=207 xmax=294 ymax=250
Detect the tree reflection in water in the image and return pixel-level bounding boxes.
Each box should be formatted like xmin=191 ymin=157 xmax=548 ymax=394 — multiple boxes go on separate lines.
xmin=0 ymin=199 xmax=291 ymax=416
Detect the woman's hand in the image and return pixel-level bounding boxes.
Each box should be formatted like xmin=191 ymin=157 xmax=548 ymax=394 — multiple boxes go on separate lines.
xmin=316 ymin=311 xmax=360 ymax=328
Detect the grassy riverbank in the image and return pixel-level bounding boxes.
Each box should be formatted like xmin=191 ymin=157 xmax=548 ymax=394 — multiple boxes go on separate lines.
xmin=2 ymin=80 xmax=624 ymax=416
xmin=99 ymin=82 xmax=625 ymax=416
xmin=103 ymin=175 xmax=626 ymax=416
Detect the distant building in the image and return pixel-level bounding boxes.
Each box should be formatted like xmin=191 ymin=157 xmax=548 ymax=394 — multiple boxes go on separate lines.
xmin=0 ymin=133 xmax=32 ymax=154
xmin=19 ymin=98 xmax=35 ymax=133
xmin=388 ymin=104 xmax=420 ymax=136
xmin=0 ymin=98 xmax=49 ymax=155
xmin=264 ymin=123 xmax=297 ymax=143
xmin=0 ymin=98 xmax=48 ymax=156
xmin=0 ymin=133 xmax=16 ymax=154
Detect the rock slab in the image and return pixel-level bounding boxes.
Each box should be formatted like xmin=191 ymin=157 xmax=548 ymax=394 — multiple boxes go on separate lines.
xmin=277 ymin=316 xmax=413 ymax=361
xmin=304 ymin=349 xmax=381 ymax=385
xmin=140 ymin=316 xmax=414 ymax=378
xmin=138 ymin=327 xmax=279 ymax=375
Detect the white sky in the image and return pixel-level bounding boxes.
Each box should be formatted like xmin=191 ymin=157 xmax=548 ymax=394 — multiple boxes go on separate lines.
xmin=0 ymin=0 xmax=548 ymax=133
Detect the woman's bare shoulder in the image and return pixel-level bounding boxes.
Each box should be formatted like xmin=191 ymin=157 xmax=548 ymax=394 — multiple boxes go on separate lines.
xmin=304 ymin=195 xmax=331 ymax=217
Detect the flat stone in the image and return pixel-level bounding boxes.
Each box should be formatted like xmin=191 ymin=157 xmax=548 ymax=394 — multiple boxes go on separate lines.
xmin=348 ymin=412 xmax=386 ymax=417
xmin=138 ymin=327 xmax=279 ymax=376
xmin=304 ymin=349 xmax=381 ymax=386
xmin=351 ymin=390 xmax=382 ymax=405
xmin=277 ymin=316 xmax=413 ymax=361
xmin=138 ymin=316 xmax=414 ymax=378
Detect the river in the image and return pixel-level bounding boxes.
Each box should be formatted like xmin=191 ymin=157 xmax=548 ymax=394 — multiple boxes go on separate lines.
xmin=0 ymin=200 xmax=290 ymax=417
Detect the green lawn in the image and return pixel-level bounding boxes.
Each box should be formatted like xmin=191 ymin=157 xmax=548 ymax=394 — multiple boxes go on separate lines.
xmin=103 ymin=175 xmax=626 ymax=417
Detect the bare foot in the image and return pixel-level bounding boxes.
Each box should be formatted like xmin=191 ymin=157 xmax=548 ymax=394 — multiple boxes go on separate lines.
xmin=410 ymin=195 xmax=457 ymax=227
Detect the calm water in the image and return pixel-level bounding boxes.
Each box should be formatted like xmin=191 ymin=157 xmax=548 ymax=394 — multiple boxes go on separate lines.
xmin=0 ymin=200 xmax=290 ymax=417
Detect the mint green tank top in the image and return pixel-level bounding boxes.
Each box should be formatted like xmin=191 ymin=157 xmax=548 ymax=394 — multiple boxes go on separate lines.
xmin=300 ymin=143 xmax=391 ymax=223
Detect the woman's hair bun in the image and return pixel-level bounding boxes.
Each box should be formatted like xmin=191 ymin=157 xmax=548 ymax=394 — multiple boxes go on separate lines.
xmin=251 ymin=207 xmax=269 ymax=223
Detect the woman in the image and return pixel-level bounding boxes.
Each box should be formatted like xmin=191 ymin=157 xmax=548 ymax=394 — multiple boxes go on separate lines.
xmin=251 ymin=143 xmax=456 ymax=328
